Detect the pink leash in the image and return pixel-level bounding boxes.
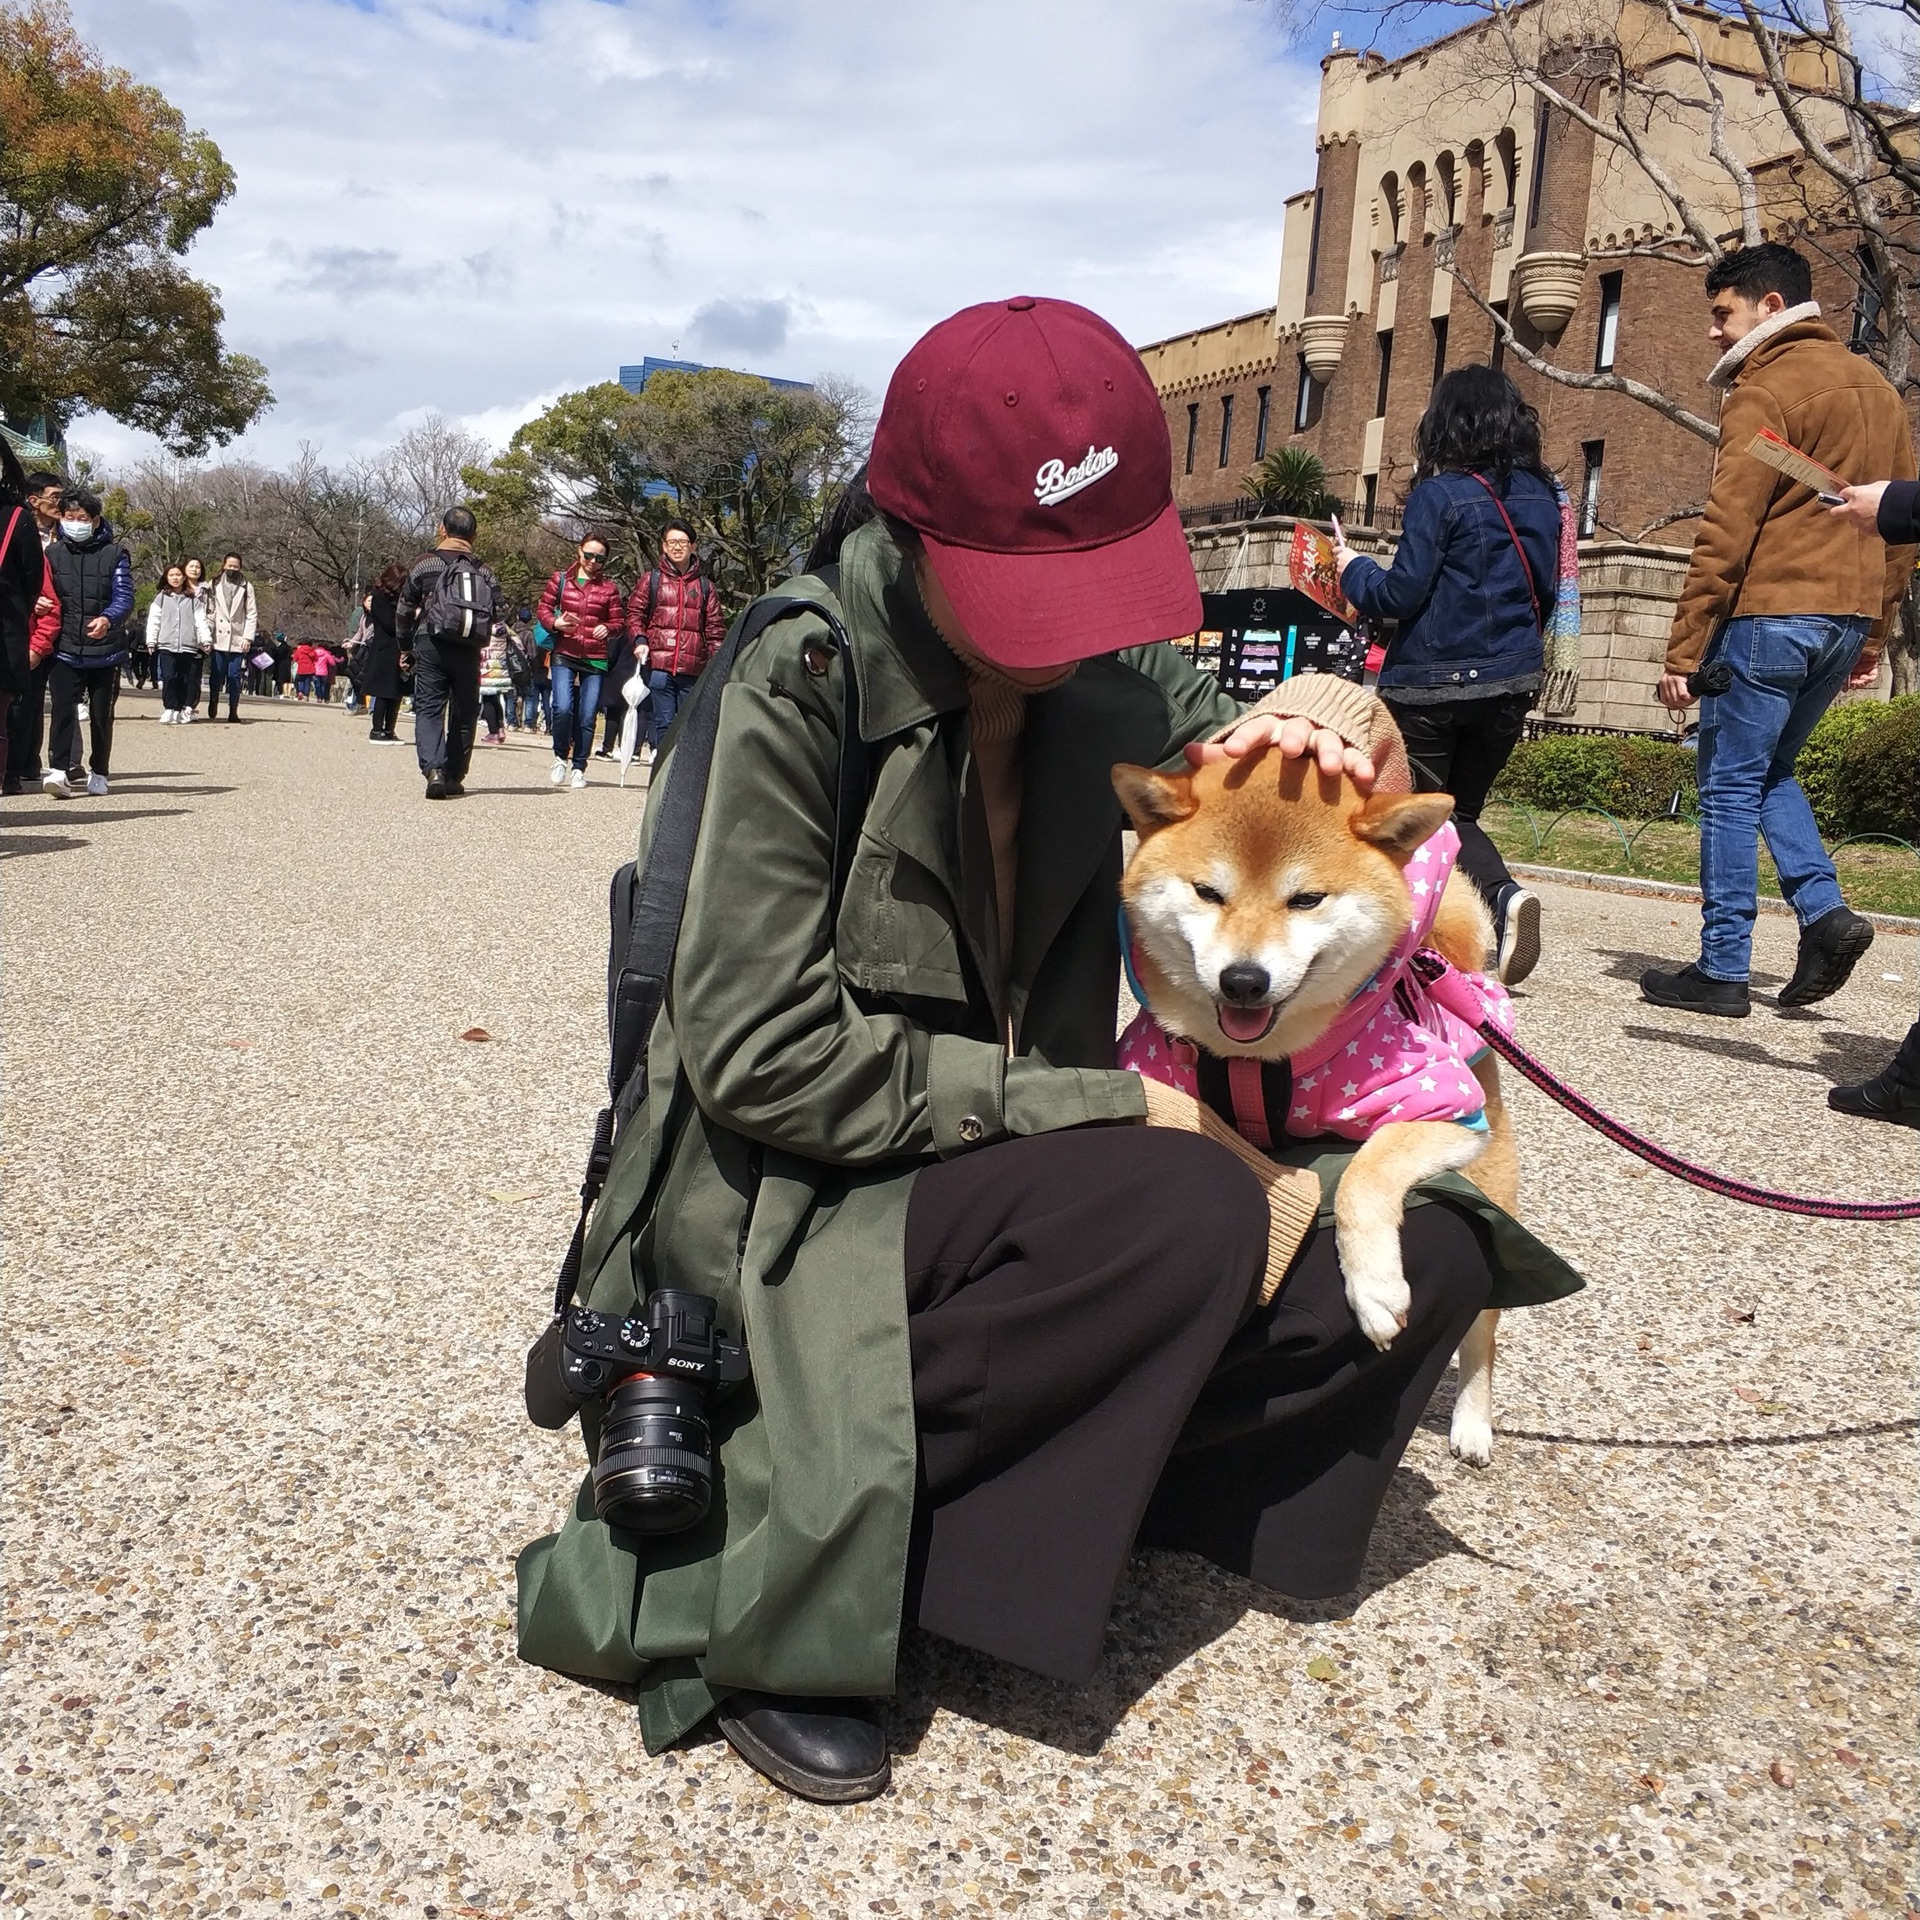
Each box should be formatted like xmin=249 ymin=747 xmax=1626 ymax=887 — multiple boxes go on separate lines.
xmin=1411 ymin=951 xmax=1920 ymax=1224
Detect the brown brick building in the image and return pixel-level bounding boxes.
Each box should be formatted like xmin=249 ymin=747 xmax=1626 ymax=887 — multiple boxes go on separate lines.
xmin=1138 ymin=0 xmax=1915 ymax=726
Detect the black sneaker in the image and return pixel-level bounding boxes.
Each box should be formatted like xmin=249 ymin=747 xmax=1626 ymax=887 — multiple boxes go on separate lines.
xmin=425 ymin=768 xmax=448 ymax=800
xmin=1777 ymin=906 xmax=1874 ymax=1008
xmin=1639 ymin=962 xmax=1750 ymax=1017
xmin=715 ymin=1692 xmax=890 ymax=1803
xmin=443 ymin=779 xmax=466 ymax=797
xmin=1827 ymin=1064 xmax=1920 ymax=1129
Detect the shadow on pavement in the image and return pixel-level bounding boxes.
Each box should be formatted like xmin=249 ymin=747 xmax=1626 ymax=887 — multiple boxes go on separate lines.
xmin=1619 ymin=1021 xmax=1897 ymax=1082
xmin=1597 ymin=945 xmax=1785 ymax=990
xmin=0 ymin=832 xmax=89 ymax=860
xmin=1492 ymin=1415 xmax=1918 ymax=1450
xmin=1 ymin=806 xmax=193 ymax=830
xmin=885 ymin=1472 xmax=1479 ymax=1761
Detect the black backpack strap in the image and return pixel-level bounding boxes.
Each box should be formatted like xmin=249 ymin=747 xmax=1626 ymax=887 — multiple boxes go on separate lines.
xmin=606 ymin=591 xmax=866 ymax=1131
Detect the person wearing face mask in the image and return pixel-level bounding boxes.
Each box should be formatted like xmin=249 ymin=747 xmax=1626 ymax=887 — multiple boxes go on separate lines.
xmin=204 ymin=553 xmax=257 ymax=722
xmin=42 ymin=488 xmax=133 ymax=797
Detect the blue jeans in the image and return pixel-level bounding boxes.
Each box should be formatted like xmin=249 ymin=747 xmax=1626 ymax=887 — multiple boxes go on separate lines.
xmin=551 ymin=658 xmax=604 ymax=770
xmin=647 ymin=669 xmax=699 ymax=751
xmin=1695 ymin=613 xmax=1869 ymax=981
xmin=207 ymin=650 xmax=244 ymax=716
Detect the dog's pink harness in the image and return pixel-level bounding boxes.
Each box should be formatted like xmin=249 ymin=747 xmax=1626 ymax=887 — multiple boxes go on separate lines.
xmin=1118 ymin=822 xmax=1514 ymax=1145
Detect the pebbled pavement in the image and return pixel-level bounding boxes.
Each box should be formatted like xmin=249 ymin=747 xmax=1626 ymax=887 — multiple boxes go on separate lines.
xmin=4 ymin=689 xmax=1915 ymax=1918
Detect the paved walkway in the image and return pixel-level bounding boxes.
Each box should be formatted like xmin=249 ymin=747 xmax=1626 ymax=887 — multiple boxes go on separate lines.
xmin=5 ymin=689 xmax=1916 ymax=1919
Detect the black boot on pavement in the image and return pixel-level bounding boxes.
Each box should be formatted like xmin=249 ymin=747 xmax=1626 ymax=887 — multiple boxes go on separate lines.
xmin=1777 ymin=905 xmax=1875 ymax=1008
xmin=425 ymin=768 xmax=448 ymax=800
xmin=715 ymin=1693 xmax=890 ymax=1803
xmin=1827 ymin=1020 xmax=1920 ymax=1128
xmin=1640 ymin=962 xmax=1750 ymax=1018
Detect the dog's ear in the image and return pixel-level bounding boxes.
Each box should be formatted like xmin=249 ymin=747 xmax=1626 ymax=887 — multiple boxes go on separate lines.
xmin=1351 ymin=790 xmax=1455 ymax=859
xmin=1111 ymin=763 xmax=1197 ymax=835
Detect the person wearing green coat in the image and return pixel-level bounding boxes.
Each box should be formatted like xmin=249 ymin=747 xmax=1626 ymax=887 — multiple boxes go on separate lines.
xmin=517 ymin=297 xmax=1581 ymax=1803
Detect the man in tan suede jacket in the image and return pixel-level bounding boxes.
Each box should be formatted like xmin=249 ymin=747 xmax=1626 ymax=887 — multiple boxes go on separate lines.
xmin=1644 ymin=243 xmax=1917 ymax=1020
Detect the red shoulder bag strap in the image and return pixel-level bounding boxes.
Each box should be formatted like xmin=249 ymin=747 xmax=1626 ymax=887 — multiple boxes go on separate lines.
xmin=1469 ymin=472 xmax=1546 ymax=635
xmin=0 ymin=506 xmax=20 ymax=570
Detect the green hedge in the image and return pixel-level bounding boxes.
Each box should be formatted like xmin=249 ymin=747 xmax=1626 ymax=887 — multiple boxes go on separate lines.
xmin=1832 ymin=699 xmax=1919 ymax=842
xmin=1491 ymin=735 xmax=1697 ymax=818
xmin=1491 ymin=695 xmax=1919 ymax=842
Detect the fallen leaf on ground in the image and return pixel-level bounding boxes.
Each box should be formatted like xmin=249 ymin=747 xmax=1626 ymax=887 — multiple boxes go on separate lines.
xmin=225 ymin=1040 xmax=253 ymax=1049
xmin=1734 ymin=1387 xmax=1763 ymax=1403
xmin=1769 ymin=1759 xmax=1795 ymax=1787
xmin=486 ymin=1190 xmax=540 ymax=1203
xmin=460 ymin=1027 xmax=493 ymax=1042
xmin=1722 ymin=1305 xmax=1757 ymax=1325
xmin=1306 ymin=1655 xmax=1338 ymax=1682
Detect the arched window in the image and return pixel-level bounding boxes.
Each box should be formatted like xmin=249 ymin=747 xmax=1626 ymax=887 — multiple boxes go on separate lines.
xmin=1494 ymin=128 xmax=1519 ymax=210
xmin=1435 ymin=152 xmax=1458 ymax=227
xmin=1406 ymin=162 xmax=1429 ymax=243
xmin=1378 ymin=171 xmax=1402 ymax=248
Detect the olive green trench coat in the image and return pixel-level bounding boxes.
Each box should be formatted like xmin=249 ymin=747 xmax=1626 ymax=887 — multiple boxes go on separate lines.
xmin=515 ymin=519 xmax=1581 ymax=1751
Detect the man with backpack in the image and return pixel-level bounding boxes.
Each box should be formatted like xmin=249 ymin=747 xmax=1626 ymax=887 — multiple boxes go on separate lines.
xmin=629 ymin=519 xmax=725 ymax=755
xmin=396 ymin=506 xmax=500 ymax=800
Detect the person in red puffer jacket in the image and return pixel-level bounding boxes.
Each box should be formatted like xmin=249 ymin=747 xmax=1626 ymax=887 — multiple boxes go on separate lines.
xmin=536 ymin=532 xmax=628 ymax=785
xmin=628 ymin=519 xmax=726 ymax=753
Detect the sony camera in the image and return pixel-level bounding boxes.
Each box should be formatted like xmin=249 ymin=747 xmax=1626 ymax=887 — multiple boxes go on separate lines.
xmin=524 ymin=1288 xmax=749 ymax=1535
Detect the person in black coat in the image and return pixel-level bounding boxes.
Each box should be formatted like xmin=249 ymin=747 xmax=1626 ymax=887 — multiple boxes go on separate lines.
xmin=1824 ymin=473 xmax=1920 ymax=1126
xmin=0 ymin=440 xmax=41 ymax=784
xmin=361 ymin=562 xmax=406 ymax=741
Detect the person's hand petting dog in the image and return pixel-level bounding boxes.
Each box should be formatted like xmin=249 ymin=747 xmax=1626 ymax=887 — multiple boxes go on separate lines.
xmin=1186 ymin=711 xmax=1377 ymax=792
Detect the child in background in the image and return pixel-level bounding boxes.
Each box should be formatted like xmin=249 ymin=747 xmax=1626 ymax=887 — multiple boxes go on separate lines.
xmin=479 ymin=625 xmax=511 ymax=745
xmin=292 ymin=639 xmax=317 ymax=700
xmin=311 ymin=643 xmax=337 ymax=704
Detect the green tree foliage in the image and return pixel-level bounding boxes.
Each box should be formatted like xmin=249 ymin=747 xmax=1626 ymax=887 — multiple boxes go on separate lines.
xmin=1246 ymin=446 xmax=1337 ymax=517
xmin=476 ymin=369 xmax=872 ymax=601
xmin=0 ymin=0 xmax=270 ymax=453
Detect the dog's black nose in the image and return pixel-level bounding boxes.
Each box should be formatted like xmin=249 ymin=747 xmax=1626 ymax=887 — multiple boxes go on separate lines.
xmin=1218 ymin=962 xmax=1270 ymax=1006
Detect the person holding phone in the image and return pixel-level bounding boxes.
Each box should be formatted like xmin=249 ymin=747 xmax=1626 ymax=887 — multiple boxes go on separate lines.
xmin=1821 ymin=473 xmax=1920 ymax=1127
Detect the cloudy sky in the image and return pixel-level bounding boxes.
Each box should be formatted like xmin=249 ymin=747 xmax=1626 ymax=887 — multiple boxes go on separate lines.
xmin=65 ymin=0 xmax=1333 ymax=468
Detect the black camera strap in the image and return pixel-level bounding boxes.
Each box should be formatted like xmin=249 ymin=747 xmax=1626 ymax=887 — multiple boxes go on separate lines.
xmin=549 ymin=588 xmax=867 ymax=1323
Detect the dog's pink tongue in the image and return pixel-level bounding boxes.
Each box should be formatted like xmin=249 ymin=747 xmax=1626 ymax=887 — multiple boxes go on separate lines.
xmin=1217 ymin=1003 xmax=1274 ymax=1044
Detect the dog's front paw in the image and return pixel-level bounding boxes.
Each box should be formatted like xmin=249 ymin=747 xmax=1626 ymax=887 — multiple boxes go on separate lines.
xmin=1449 ymin=1407 xmax=1494 ymax=1467
xmin=1344 ymin=1263 xmax=1411 ymax=1351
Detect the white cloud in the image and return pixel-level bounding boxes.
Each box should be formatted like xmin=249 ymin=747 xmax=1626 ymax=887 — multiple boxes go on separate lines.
xmin=64 ymin=0 xmax=1319 ymax=465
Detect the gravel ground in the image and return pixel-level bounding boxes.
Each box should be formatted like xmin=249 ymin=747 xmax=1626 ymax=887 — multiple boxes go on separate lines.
xmin=4 ymin=689 xmax=1916 ymax=1920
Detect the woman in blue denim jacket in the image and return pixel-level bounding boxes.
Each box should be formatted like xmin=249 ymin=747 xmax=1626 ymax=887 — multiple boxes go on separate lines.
xmin=1334 ymin=366 xmax=1561 ymax=983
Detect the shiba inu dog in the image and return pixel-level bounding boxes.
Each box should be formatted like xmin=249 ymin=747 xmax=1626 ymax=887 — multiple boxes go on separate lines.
xmin=1112 ymin=745 xmax=1517 ymax=1467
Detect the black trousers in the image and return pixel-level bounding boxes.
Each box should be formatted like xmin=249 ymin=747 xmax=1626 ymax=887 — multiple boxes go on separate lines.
xmin=1383 ymin=691 xmax=1530 ymax=910
xmin=5 ymin=657 xmax=50 ymax=782
xmin=47 ymin=661 xmax=118 ymax=777
xmin=904 ymin=1129 xmax=1491 ymax=1684
xmin=412 ymin=637 xmax=481 ymax=779
xmin=369 ymin=695 xmax=401 ymax=738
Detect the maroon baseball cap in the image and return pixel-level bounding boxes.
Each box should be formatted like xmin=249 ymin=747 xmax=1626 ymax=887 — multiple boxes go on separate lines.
xmin=866 ymin=296 xmax=1200 ymax=669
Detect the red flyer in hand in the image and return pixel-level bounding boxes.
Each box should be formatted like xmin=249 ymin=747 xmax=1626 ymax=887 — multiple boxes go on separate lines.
xmin=1289 ymin=522 xmax=1356 ymax=623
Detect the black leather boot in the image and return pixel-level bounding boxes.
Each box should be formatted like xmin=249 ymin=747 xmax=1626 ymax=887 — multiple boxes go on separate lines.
xmin=1827 ymin=1020 xmax=1920 ymax=1129
xmin=1778 ymin=906 xmax=1875 ymax=1008
xmin=715 ymin=1692 xmax=890 ymax=1803
xmin=1639 ymin=961 xmax=1750 ymax=1017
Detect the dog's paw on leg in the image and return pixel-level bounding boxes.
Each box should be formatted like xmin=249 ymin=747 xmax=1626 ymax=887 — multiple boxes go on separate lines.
xmin=1341 ymin=1247 xmax=1411 ymax=1351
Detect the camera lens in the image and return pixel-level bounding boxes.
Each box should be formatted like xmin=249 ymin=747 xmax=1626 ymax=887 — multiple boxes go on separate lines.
xmin=591 ymin=1373 xmax=712 ymax=1534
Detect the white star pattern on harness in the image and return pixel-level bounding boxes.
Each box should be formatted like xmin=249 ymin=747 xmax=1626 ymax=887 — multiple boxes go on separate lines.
xmin=1293 ymin=1104 xmax=1310 ymax=1120
xmin=1342 ymin=1080 xmax=1359 ymax=1097
xmin=1388 ymin=1101 xmax=1404 ymax=1115
xmin=1413 ymin=847 xmax=1431 ymax=863
xmin=1345 ymin=1040 xmax=1360 ymax=1055
xmin=1370 ymin=1054 xmax=1385 ymax=1070
xmin=1419 ymin=1075 xmax=1436 ymax=1092
xmin=1411 ymin=878 xmax=1430 ymax=895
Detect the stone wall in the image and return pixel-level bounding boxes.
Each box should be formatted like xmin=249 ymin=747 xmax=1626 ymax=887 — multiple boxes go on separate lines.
xmin=1185 ymin=515 xmax=1696 ymax=732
